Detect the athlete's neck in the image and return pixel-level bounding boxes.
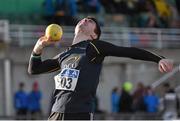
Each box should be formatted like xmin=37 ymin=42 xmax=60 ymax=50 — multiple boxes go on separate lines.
xmin=72 ymin=33 xmax=92 ymax=45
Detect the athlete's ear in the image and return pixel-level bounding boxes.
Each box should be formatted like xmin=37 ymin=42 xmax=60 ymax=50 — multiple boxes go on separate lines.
xmin=91 ymin=34 xmax=97 ymax=40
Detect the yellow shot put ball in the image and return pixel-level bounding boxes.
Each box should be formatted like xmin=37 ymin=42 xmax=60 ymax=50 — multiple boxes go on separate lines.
xmin=45 ymin=24 xmax=63 ymax=41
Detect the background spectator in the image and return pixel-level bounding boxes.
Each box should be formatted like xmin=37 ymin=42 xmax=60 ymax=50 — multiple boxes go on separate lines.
xmin=100 ymin=0 xmax=116 ymax=13
xmin=132 ymin=82 xmax=146 ymax=112
xmin=83 ymin=0 xmax=102 ymax=14
xmin=42 ymin=0 xmax=55 ymax=24
xmin=153 ymin=0 xmax=172 ymax=27
xmin=54 ymin=0 xmax=78 ymax=25
xmin=162 ymin=83 xmax=179 ymax=120
xmin=118 ymin=82 xmax=133 ymax=113
xmin=175 ymin=0 xmax=180 ymax=15
xmin=143 ymin=86 xmax=159 ymax=113
xmin=27 ymin=81 xmax=42 ymax=119
xmin=14 ymin=82 xmax=28 ymax=120
xmin=111 ymin=87 xmax=120 ymax=113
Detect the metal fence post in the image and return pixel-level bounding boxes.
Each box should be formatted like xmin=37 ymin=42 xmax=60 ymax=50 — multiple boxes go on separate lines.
xmin=4 ymin=59 xmax=13 ymax=116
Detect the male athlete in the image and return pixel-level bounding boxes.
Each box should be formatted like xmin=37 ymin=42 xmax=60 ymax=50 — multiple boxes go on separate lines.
xmin=28 ymin=17 xmax=173 ymax=120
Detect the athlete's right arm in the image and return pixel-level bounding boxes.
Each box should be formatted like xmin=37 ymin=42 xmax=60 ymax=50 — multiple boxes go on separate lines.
xmin=28 ymin=36 xmax=60 ymax=74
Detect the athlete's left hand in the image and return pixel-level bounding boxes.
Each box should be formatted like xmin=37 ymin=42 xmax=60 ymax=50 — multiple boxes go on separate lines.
xmin=158 ymin=59 xmax=173 ymax=73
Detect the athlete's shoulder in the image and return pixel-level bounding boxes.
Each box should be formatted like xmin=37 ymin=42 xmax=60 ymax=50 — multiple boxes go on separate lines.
xmin=88 ymin=40 xmax=118 ymax=55
xmin=90 ymin=39 xmax=112 ymax=46
xmin=53 ymin=48 xmax=70 ymax=59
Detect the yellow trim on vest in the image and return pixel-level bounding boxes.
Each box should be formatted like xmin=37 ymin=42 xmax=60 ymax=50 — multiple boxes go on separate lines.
xmin=46 ymin=67 xmax=60 ymax=73
xmin=91 ymin=57 xmax=96 ymax=61
xmin=90 ymin=42 xmax=100 ymax=54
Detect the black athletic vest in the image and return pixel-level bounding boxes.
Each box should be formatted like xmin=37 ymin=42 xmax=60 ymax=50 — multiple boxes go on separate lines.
xmin=52 ymin=40 xmax=103 ymax=113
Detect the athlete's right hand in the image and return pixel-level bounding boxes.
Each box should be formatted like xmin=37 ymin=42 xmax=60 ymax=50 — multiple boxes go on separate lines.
xmin=33 ymin=36 xmax=56 ymax=54
xmin=38 ymin=36 xmax=56 ymax=46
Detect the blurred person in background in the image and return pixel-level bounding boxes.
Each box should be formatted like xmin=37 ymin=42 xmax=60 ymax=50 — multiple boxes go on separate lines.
xmin=175 ymin=0 xmax=180 ymax=15
xmin=43 ymin=0 xmax=55 ymax=24
xmin=118 ymin=82 xmax=133 ymax=113
xmin=143 ymin=86 xmax=159 ymax=113
xmin=27 ymin=81 xmax=42 ymax=119
xmin=166 ymin=0 xmax=180 ymax=28
xmin=153 ymin=0 xmax=172 ymax=28
xmin=162 ymin=83 xmax=179 ymax=120
xmin=83 ymin=0 xmax=102 ymax=14
xmin=137 ymin=0 xmax=159 ymax=28
xmin=28 ymin=16 xmax=173 ymax=120
xmin=54 ymin=0 xmax=78 ymax=25
xmin=14 ymin=82 xmax=28 ymax=119
xmin=132 ymin=82 xmax=146 ymax=112
xmin=43 ymin=0 xmax=78 ymax=25
xmin=100 ymin=0 xmax=116 ymax=13
xmin=163 ymin=83 xmax=175 ymax=93
xmin=111 ymin=87 xmax=120 ymax=113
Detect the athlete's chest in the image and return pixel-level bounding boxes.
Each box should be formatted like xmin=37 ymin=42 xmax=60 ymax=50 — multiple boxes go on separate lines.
xmin=60 ymin=46 xmax=87 ymax=69
xmin=54 ymin=43 xmax=88 ymax=91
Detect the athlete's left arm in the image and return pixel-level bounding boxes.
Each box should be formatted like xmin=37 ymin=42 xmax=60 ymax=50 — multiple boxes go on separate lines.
xmin=92 ymin=40 xmax=173 ymax=72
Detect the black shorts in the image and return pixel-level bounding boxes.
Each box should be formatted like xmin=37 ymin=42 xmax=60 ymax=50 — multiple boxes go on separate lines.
xmin=48 ymin=112 xmax=93 ymax=120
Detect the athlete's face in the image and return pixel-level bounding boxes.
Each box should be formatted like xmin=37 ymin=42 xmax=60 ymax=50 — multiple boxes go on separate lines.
xmin=75 ymin=18 xmax=98 ymax=39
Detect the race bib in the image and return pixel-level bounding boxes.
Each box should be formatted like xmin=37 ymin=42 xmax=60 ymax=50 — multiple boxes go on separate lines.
xmin=54 ymin=68 xmax=80 ymax=91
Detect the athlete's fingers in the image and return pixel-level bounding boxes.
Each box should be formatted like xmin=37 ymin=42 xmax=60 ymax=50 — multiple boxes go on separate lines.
xmin=159 ymin=59 xmax=173 ymax=73
xmin=159 ymin=64 xmax=164 ymax=73
xmin=161 ymin=61 xmax=171 ymax=72
xmin=163 ymin=61 xmax=173 ymax=72
xmin=39 ymin=36 xmax=47 ymax=41
xmin=159 ymin=62 xmax=170 ymax=72
xmin=45 ymin=36 xmax=59 ymax=45
xmin=38 ymin=36 xmax=54 ymax=46
xmin=163 ymin=59 xmax=173 ymax=72
xmin=159 ymin=61 xmax=166 ymax=72
xmin=160 ymin=63 xmax=167 ymax=72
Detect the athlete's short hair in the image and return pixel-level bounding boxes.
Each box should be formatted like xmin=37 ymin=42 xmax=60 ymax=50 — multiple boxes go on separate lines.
xmin=86 ymin=16 xmax=101 ymax=40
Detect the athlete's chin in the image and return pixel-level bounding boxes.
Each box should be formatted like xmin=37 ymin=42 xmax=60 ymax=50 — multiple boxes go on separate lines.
xmin=75 ymin=25 xmax=83 ymax=33
xmin=78 ymin=26 xmax=86 ymax=32
xmin=80 ymin=24 xmax=87 ymax=29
